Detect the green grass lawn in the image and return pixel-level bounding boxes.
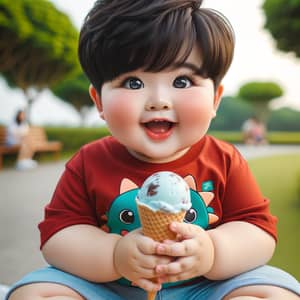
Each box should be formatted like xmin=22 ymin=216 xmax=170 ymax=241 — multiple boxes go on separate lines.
xmin=248 ymin=153 xmax=300 ymax=280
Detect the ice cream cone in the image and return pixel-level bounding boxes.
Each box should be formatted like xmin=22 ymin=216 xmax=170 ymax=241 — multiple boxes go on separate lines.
xmin=136 ymin=171 xmax=191 ymax=300
xmin=137 ymin=202 xmax=186 ymax=300
xmin=137 ymin=203 xmax=186 ymax=242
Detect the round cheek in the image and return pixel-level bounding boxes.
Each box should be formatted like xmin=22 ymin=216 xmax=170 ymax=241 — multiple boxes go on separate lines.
xmin=176 ymin=90 xmax=214 ymax=127
xmin=103 ymin=93 xmax=138 ymax=130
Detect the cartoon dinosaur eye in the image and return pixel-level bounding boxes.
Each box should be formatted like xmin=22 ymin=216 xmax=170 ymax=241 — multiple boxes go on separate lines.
xmin=119 ymin=209 xmax=135 ymax=224
xmin=184 ymin=208 xmax=197 ymax=223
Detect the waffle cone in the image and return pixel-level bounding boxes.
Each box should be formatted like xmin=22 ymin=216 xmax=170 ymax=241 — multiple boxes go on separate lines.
xmin=137 ymin=203 xmax=186 ymax=300
xmin=137 ymin=203 xmax=186 ymax=242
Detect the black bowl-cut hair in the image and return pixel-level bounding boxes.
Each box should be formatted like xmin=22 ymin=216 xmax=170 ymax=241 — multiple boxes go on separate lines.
xmin=78 ymin=0 xmax=235 ymax=93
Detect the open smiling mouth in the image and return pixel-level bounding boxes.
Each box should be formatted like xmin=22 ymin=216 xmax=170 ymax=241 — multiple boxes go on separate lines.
xmin=142 ymin=120 xmax=176 ymax=140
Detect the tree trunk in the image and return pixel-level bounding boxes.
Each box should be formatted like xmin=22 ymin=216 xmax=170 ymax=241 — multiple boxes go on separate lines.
xmin=23 ymin=89 xmax=41 ymax=124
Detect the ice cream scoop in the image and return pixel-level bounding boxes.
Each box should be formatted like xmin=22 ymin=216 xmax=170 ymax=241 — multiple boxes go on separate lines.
xmin=136 ymin=171 xmax=191 ymax=213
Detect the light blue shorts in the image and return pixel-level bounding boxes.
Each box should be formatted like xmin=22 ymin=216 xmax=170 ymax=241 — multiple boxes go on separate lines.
xmin=5 ymin=265 xmax=300 ymax=300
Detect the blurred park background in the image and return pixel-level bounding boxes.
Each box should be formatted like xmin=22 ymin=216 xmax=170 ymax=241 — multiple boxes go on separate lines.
xmin=0 ymin=0 xmax=300 ymax=289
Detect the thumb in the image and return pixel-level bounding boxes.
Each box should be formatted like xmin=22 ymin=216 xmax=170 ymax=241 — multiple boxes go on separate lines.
xmin=169 ymin=222 xmax=198 ymax=240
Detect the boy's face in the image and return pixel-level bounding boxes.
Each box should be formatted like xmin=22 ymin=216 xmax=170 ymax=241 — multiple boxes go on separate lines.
xmin=90 ymin=46 xmax=223 ymax=163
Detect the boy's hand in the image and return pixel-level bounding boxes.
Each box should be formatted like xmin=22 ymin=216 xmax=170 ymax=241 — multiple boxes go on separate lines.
xmin=155 ymin=222 xmax=215 ymax=283
xmin=113 ymin=228 xmax=170 ymax=291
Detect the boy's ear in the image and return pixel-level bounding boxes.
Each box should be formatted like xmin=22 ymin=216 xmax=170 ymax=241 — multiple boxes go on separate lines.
xmin=212 ymin=84 xmax=224 ymax=118
xmin=89 ymin=85 xmax=105 ymax=120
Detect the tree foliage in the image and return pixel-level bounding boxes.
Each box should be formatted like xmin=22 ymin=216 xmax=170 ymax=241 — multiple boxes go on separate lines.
xmin=237 ymin=81 xmax=283 ymax=122
xmin=263 ymin=0 xmax=300 ymax=57
xmin=268 ymin=107 xmax=300 ymax=131
xmin=0 ymin=0 xmax=79 ymax=91
xmin=52 ymin=72 xmax=92 ymax=112
xmin=238 ymin=81 xmax=283 ymax=103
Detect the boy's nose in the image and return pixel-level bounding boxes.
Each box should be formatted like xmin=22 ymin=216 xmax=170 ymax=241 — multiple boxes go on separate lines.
xmin=145 ymin=98 xmax=172 ymax=111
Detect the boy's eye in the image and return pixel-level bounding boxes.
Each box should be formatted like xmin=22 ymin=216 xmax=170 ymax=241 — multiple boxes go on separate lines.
xmin=173 ymin=76 xmax=192 ymax=88
xmin=123 ymin=77 xmax=144 ymax=89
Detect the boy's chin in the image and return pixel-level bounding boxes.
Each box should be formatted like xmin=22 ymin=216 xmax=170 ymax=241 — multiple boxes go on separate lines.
xmin=128 ymin=147 xmax=190 ymax=163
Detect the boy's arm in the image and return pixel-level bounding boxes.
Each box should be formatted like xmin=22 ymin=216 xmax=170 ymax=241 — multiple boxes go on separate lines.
xmin=206 ymin=221 xmax=276 ymax=280
xmin=42 ymin=224 xmax=122 ymax=282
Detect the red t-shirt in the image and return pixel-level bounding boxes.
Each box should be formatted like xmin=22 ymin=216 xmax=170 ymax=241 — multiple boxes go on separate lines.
xmin=39 ymin=135 xmax=277 ymax=248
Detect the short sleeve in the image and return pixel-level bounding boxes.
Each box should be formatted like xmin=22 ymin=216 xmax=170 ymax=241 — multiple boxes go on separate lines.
xmin=38 ymin=151 xmax=98 ymax=248
xmin=221 ymin=150 xmax=277 ymax=241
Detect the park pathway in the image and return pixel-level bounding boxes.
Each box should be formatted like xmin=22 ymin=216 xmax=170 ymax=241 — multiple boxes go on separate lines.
xmin=1 ymin=144 xmax=300 ymax=299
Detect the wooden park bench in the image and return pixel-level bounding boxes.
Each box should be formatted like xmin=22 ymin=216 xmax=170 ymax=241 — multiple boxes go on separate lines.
xmin=0 ymin=126 xmax=62 ymax=170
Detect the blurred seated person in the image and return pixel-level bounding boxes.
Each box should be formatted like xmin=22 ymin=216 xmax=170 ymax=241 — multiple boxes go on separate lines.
xmin=6 ymin=109 xmax=37 ymax=170
xmin=242 ymin=116 xmax=267 ymax=145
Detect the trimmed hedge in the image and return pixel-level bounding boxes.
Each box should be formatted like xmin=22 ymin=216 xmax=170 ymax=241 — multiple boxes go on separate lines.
xmin=209 ymin=131 xmax=300 ymax=145
xmin=266 ymin=132 xmax=300 ymax=145
xmin=45 ymin=126 xmax=111 ymax=152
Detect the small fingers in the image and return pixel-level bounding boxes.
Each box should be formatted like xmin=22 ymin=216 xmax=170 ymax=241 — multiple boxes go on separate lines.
xmin=138 ymin=254 xmax=170 ymax=272
xmin=136 ymin=266 xmax=157 ymax=279
xmin=137 ymin=236 xmax=159 ymax=255
xmin=156 ymin=256 xmax=194 ymax=276
xmin=157 ymin=239 xmax=195 ymax=257
xmin=169 ymin=222 xmax=202 ymax=239
xmin=132 ymin=254 xmax=171 ymax=279
xmin=155 ymin=257 xmax=201 ymax=283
